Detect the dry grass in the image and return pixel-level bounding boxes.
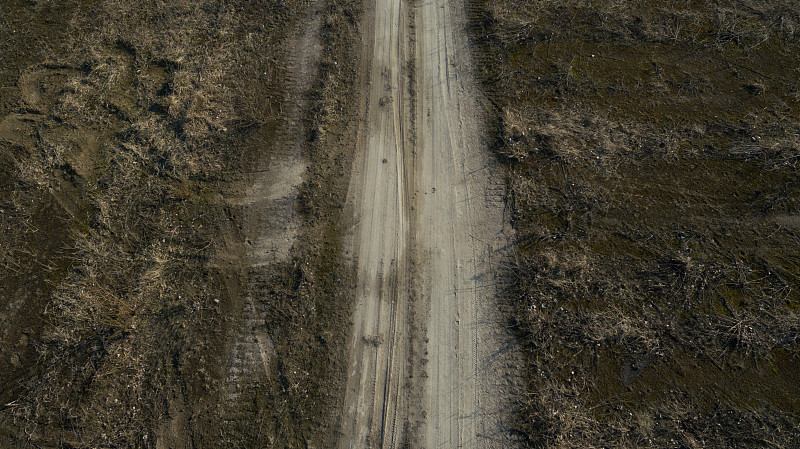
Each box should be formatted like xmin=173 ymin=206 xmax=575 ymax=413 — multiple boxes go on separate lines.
xmin=1 ymin=0 xmax=308 ymax=445
xmin=484 ymin=0 xmax=800 ymax=47
xmin=469 ymin=0 xmax=800 ymax=446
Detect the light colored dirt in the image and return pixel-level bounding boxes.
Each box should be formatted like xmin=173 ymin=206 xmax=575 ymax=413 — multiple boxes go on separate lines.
xmin=340 ymin=0 xmax=519 ymax=447
xmin=339 ymin=0 xmax=413 ymax=446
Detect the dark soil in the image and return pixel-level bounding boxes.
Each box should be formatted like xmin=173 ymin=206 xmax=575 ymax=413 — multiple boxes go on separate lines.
xmin=467 ymin=0 xmax=800 ymax=446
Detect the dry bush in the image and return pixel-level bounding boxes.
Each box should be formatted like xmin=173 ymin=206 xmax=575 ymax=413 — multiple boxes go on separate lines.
xmin=516 ymin=376 xmax=800 ymax=448
xmin=497 ymin=106 xmax=693 ymax=167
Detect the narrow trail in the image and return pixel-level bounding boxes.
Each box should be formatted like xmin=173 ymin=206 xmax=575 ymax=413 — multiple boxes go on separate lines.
xmin=340 ymin=0 xmax=517 ymax=447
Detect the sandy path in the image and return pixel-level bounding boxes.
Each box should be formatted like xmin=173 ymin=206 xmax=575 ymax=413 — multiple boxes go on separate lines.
xmin=340 ymin=0 xmax=516 ymax=447
xmin=339 ymin=0 xmax=412 ymax=446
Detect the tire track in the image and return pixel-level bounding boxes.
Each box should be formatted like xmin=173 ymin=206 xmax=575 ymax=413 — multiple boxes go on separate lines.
xmin=339 ymin=0 xmax=412 ymax=447
xmin=339 ymin=0 xmax=518 ymax=447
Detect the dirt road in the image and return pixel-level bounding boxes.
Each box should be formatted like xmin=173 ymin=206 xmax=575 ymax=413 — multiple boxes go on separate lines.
xmin=339 ymin=0 xmax=412 ymax=446
xmin=340 ymin=0 xmax=516 ymax=447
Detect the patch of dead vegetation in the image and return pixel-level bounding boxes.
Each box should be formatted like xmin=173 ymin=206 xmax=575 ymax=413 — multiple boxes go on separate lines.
xmin=0 ymin=0 xmax=310 ymax=445
xmin=468 ymin=0 xmax=800 ymax=446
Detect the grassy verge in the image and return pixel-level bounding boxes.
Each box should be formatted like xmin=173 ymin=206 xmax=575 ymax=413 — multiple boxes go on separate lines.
xmin=468 ymin=0 xmax=800 ymax=446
